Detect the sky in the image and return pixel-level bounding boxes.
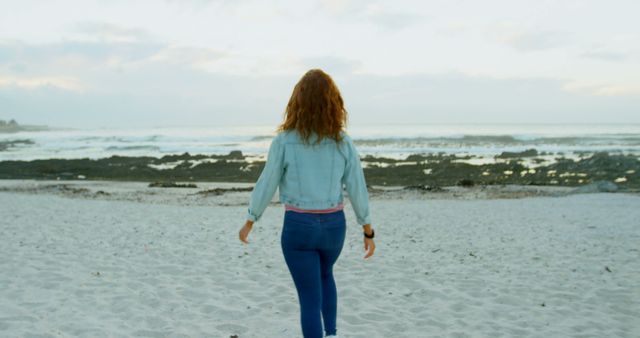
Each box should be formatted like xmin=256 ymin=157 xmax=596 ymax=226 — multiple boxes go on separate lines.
xmin=0 ymin=0 xmax=639 ymax=128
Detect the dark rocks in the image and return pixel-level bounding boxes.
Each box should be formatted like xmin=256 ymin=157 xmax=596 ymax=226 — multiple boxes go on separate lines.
xmin=45 ymin=184 xmax=90 ymax=194
xmin=148 ymin=182 xmax=198 ymax=188
xmin=496 ymin=148 xmax=538 ymax=158
xmin=361 ymin=154 xmax=398 ymax=163
xmin=194 ymin=187 xmax=253 ymax=196
xmin=0 ymin=139 xmax=34 ymax=151
xmin=225 ymin=150 xmax=245 ymax=159
xmin=0 ymin=151 xmax=637 ymax=189
xmin=403 ymin=184 xmax=444 ymax=192
xmin=549 ymin=152 xmax=638 ymax=177
xmin=0 ymin=151 xmax=258 ymax=182
xmin=405 ymin=154 xmax=430 ymax=162
xmin=157 ymin=152 xmax=206 ymax=161
xmin=457 ymin=179 xmax=475 ymax=187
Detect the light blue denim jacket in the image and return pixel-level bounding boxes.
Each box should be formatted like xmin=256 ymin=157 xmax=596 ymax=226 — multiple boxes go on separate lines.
xmin=246 ymin=129 xmax=372 ymax=226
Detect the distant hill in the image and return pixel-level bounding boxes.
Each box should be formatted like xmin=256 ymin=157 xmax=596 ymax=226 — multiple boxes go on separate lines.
xmin=0 ymin=119 xmax=49 ymax=133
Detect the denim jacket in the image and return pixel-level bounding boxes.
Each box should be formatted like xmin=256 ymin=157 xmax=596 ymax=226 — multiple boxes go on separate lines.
xmin=246 ymin=129 xmax=372 ymax=226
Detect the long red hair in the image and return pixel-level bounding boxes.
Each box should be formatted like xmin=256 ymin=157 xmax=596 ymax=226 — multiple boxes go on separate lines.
xmin=276 ymin=69 xmax=347 ymax=145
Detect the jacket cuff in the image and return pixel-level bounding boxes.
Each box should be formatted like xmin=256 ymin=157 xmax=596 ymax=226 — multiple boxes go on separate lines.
xmin=357 ymin=215 xmax=372 ymax=226
xmin=246 ymin=209 xmax=259 ymax=222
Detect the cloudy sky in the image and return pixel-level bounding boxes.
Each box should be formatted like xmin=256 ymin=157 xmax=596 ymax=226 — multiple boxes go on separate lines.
xmin=1 ymin=0 xmax=639 ymax=128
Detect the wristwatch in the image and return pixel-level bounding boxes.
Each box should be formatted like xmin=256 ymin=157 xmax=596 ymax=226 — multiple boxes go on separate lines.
xmin=364 ymin=229 xmax=375 ymax=239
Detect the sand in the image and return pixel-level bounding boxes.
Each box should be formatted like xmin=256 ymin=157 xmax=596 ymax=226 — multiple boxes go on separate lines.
xmin=0 ymin=179 xmax=639 ymax=337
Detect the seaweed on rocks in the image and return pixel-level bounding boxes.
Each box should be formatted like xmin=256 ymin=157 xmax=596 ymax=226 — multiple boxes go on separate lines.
xmin=0 ymin=151 xmax=638 ymax=190
xmin=403 ymin=184 xmax=444 ymax=192
xmin=148 ymin=182 xmax=198 ymax=188
xmin=457 ymin=179 xmax=475 ymax=187
xmin=193 ymin=187 xmax=253 ymax=196
xmin=496 ymin=148 xmax=538 ymax=158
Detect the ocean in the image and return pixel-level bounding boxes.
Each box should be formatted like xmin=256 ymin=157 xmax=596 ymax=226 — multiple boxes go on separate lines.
xmin=1 ymin=123 xmax=639 ymax=163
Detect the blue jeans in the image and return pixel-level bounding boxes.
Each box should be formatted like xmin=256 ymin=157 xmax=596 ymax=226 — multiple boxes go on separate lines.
xmin=281 ymin=209 xmax=347 ymax=338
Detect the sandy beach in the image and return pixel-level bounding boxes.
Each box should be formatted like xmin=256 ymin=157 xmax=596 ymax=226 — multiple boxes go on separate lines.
xmin=0 ymin=179 xmax=639 ymax=337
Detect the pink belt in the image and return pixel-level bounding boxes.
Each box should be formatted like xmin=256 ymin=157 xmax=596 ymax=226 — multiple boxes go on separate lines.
xmin=284 ymin=202 xmax=344 ymax=213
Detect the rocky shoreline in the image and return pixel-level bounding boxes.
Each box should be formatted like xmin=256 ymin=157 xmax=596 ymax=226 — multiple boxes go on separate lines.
xmin=0 ymin=179 xmax=628 ymax=209
xmin=0 ymin=150 xmax=638 ymax=190
xmin=0 ymin=139 xmax=35 ymax=152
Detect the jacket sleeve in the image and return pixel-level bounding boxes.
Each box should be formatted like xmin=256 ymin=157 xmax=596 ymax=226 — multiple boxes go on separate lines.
xmin=246 ymin=134 xmax=285 ymax=223
xmin=341 ymin=136 xmax=372 ymax=226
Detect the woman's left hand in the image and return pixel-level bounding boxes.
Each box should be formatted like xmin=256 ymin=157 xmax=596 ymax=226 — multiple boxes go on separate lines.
xmin=239 ymin=220 xmax=254 ymax=244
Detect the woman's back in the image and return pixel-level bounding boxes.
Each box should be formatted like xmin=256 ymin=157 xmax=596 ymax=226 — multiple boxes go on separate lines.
xmin=279 ymin=129 xmax=347 ymax=207
xmin=246 ymin=128 xmax=372 ymax=226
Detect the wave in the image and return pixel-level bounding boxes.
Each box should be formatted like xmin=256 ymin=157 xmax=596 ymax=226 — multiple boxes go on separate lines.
xmin=249 ymin=135 xmax=276 ymax=141
xmin=352 ymin=134 xmax=640 ymax=147
xmin=104 ymin=145 xmax=161 ymax=151
xmin=3 ymin=126 xmax=640 ymax=161
xmin=77 ymin=135 xmax=163 ymax=143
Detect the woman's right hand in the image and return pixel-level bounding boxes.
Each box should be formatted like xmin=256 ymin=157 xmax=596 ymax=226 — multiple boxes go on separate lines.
xmin=364 ymin=237 xmax=375 ymax=259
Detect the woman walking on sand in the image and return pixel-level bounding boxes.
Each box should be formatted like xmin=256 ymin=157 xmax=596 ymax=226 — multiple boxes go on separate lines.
xmin=238 ymin=69 xmax=376 ymax=338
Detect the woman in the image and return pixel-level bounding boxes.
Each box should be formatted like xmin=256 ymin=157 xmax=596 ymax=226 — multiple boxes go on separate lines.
xmin=238 ymin=69 xmax=376 ymax=338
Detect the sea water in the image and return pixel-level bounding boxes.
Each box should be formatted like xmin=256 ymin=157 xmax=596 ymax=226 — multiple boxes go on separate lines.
xmin=1 ymin=123 xmax=639 ymax=162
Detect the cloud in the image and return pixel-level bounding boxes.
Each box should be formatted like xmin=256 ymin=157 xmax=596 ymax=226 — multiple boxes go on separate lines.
xmin=0 ymin=68 xmax=297 ymax=128
xmin=489 ymin=23 xmax=567 ymax=51
xmin=72 ymin=22 xmax=153 ymax=43
xmin=436 ymin=21 xmax=471 ymax=37
xmin=0 ymin=32 xmax=326 ymax=81
xmin=339 ymin=72 xmax=640 ymax=124
xmin=298 ymin=56 xmax=362 ymax=74
xmin=580 ymin=50 xmax=630 ymax=62
xmin=0 ymin=76 xmax=85 ymax=92
xmin=148 ymin=45 xmax=227 ymax=68
xmin=4 ymin=69 xmax=638 ymax=128
xmin=1 ymin=11 xmax=638 ymax=127
xmin=0 ymin=38 xmax=164 ymax=71
xmin=594 ymin=85 xmax=640 ymax=96
xmin=319 ymin=0 xmax=364 ymax=15
xmin=563 ymin=81 xmax=640 ymax=97
xmin=317 ymin=0 xmax=422 ymax=30
xmin=500 ymin=31 xmax=566 ymax=51
xmin=362 ymin=4 xmax=422 ymax=30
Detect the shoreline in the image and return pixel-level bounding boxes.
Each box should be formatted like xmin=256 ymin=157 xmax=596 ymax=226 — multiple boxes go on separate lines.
xmin=1 ymin=179 xmax=637 ymax=208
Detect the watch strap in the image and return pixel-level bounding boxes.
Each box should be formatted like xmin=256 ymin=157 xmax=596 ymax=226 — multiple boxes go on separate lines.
xmin=364 ymin=228 xmax=375 ymax=239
